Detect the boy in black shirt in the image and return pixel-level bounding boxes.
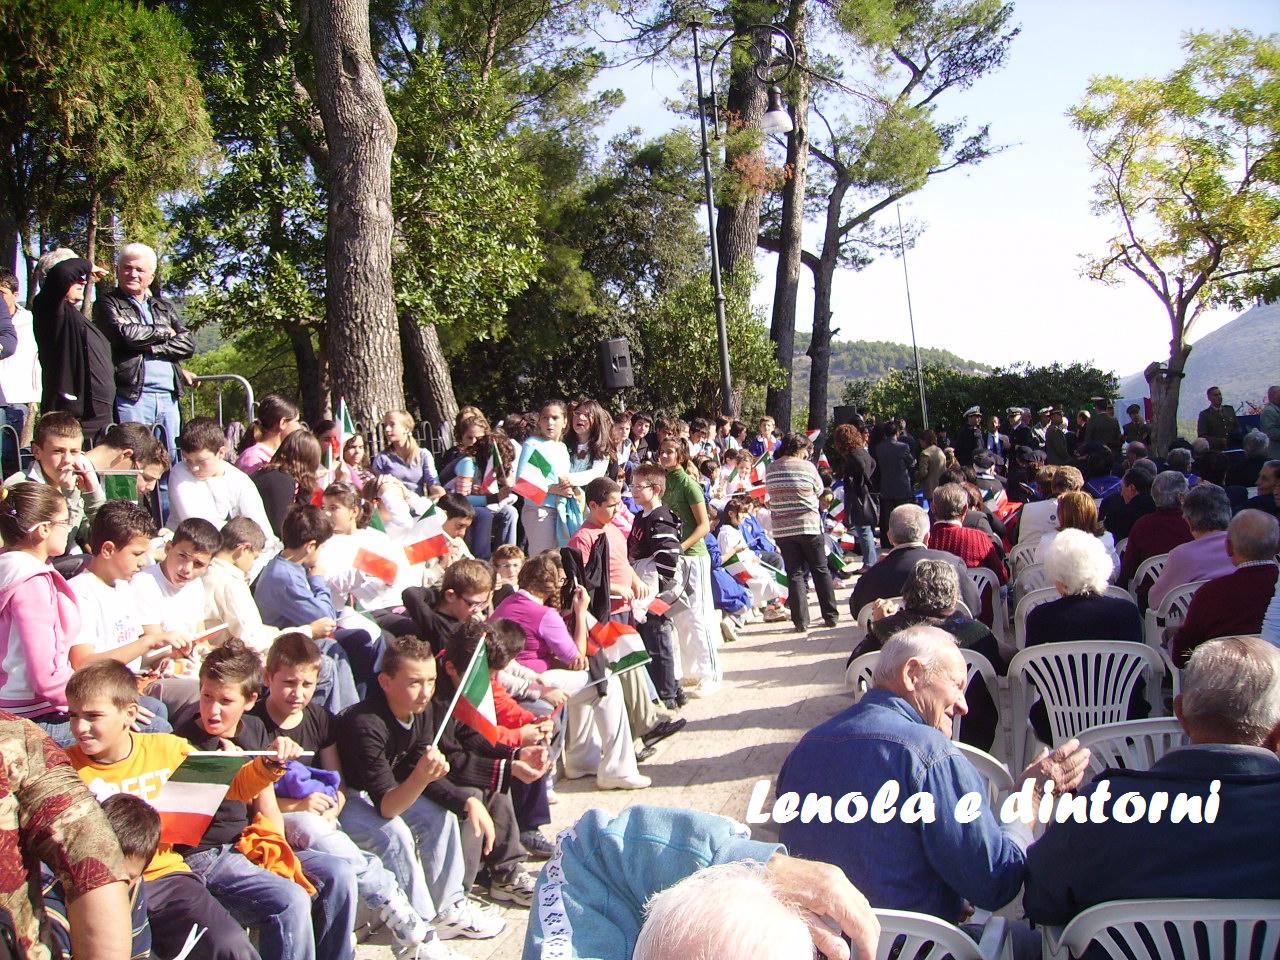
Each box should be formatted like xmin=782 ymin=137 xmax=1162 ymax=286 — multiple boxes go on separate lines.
xmin=628 ymin=463 xmax=685 ymax=707
xmin=336 ymin=637 xmax=506 ymax=941
xmin=177 ymin=642 xmax=357 ymax=960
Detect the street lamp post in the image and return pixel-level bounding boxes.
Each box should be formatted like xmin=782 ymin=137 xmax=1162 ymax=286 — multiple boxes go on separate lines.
xmin=690 ymin=21 xmax=795 ymax=417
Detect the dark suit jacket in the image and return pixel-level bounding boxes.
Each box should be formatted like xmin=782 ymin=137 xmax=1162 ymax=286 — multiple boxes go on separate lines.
xmin=848 ymin=545 xmax=980 ymax=620
xmin=873 ymin=439 xmax=916 ymax=501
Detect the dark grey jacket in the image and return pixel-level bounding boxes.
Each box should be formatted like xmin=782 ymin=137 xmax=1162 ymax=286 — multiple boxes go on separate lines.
xmin=873 ymin=438 xmax=916 ymax=501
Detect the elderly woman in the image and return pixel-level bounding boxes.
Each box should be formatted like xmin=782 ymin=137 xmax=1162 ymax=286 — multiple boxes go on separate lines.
xmin=1026 ymin=529 xmax=1145 ymax=743
xmin=854 ymin=559 xmax=1002 ymax=751
xmin=1145 ymin=482 xmax=1235 ymax=611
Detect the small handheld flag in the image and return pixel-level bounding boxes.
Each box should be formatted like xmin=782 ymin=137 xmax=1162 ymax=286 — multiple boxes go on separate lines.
xmin=402 ymin=509 xmax=448 ymax=565
xmin=480 ymin=443 xmax=504 ymax=494
xmin=434 ymin=637 xmax=499 ymax=746
xmin=513 ymin=448 xmax=556 ymax=505
xmin=354 ymin=548 xmax=398 ymax=584
xmin=722 ymin=552 xmax=755 ymax=585
xmin=153 ymin=752 xmax=254 ymax=846
xmin=101 ymin=470 xmax=141 ymax=502
xmin=586 ymin=616 xmax=651 ymax=675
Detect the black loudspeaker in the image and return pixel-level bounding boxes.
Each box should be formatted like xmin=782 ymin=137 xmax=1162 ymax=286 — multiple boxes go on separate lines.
xmin=598 ymin=337 xmax=634 ymax=390
xmin=833 ymin=405 xmax=860 ymax=427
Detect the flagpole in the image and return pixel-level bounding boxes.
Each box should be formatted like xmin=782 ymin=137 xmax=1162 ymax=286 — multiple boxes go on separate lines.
xmin=432 ymin=638 xmax=487 ymax=748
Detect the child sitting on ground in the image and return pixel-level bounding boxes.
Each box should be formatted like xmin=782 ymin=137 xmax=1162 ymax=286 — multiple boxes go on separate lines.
xmin=168 ymin=417 xmax=272 ymax=534
xmin=491 ymin=543 xmax=524 ymax=605
xmin=716 ymin=498 xmax=788 ymax=622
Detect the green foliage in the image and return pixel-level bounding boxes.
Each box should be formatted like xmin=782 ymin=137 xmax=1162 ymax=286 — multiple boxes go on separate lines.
xmin=182 ymin=331 xmax=301 ymax=424
xmin=845 ymin=361 xmax=1118 ymax=431
xmin=0 ymin=0 xmax=211 ymax=260
xmin=389 ymin=55 xmax=542 ymax=348
xmin=1070 ymin=29 xmax=1280 ymax=322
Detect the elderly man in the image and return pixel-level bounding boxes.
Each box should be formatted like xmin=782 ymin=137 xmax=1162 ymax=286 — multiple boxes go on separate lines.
xmin=1009 ymin=408 xmax=1036 ymax=451
xmin=926 ymin=484 xmax=1008 ymax=591
xmin=1100 ymin=466 xmax=1156 ymax=541
xmin=1263 ymin=385 xmax=1280 ymax=460
xmin=1243 ymin=459 xmax=1280 ymax=518
xmin=849 ymin=504 xmax=980 ymax=620
xmin=1145 ymin=483 xmax=1235 ymax=611
xmin=1025 ymin=636 xmax=1280 ymax=925
xmin=1196 ymin=385 xmax=1239 ymax=450
xmin=1120 ymin=471 xmax=1193 ymax=586
xmin=778 ymin=627 xmax=1088 ymax=945
xmin=1227 ymin=430 xmax=1270 ymax=488
xmin=93 ymin=242 xmax=194 ymax=456
xmin=1168 ymin=509 xmax=1280 ymax=666
xmin=522 ymin=805 xmax=879 ymax=960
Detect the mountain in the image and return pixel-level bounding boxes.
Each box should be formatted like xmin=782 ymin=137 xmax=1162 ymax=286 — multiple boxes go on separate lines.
xmin=790 ymin=332 xmax=992 ymax=417
xmin=1116 ymin=300 xmax=1279 ymax=424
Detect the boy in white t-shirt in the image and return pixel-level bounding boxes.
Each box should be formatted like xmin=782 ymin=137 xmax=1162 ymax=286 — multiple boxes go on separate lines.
xmin=167 ymin=416 xmax=272 ymax=533
xmin=69 ymin=500 xmax=190 ymax=670
xmin=134 ymin=517 xmax=219 ymax=641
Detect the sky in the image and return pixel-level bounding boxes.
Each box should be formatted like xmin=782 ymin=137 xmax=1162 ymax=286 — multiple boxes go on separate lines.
xmin=589 ymin=0 xmax=1278 ymax=380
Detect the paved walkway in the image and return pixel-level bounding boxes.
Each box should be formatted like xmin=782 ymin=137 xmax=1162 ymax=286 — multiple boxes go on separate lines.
xmin=357 ymin=590 xmax=854 ymax=959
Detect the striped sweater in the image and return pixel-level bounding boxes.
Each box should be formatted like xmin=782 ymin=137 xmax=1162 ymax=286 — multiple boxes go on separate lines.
xmin=765 ymin=458 xmax=824 ymax=538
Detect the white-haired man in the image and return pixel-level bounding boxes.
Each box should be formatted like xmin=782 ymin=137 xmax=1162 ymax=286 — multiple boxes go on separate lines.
xmin=522 ymin=805 xmax=879 ymax=960
xmin=93 ymin=242 xmax=194 ymax=455
xmin=778 ymin=626 xmax=1088 ymax=953
xmin=1025 ymin=636 xmax=1280 ymax=924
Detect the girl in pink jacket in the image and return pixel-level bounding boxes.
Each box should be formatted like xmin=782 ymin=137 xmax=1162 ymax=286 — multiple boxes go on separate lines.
xmin=0 ymin=481 xmax=81 ymax=742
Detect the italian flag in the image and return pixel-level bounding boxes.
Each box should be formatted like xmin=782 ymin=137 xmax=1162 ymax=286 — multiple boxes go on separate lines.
xmin=354 ymin=547 xmax=399 ymax=584
xmin=806 ymin=428 xmax=821 ymax=444
xmin=513 ymin=448 xmax=556 ymax=505
xmin=402 ymin=507 xmax=448 ymax=565
xmin=444 ymin=640 xmax=500 ymax=745
xmin=749 ymin=451 xmax=772 ymax=487
xmin=647 ymin=596 xmax=671 ymax=617
xmin=839 ymin=532 xmax=859 ymax=552
xmin=829 ymin=487 xmax=846 ymax=524
xmin=480 ymin=443 xmax=504 ymax=494
xmin=760 ymin=561 xmax=788 ymax=587
xmin=828 ymin=549 xmax=848 ymax=574
xmin=325 ymin=398 xmax=356 ymax=469
xmin=587 ymin=616 xmax=651 ymax=675
xmin=154 ymin=752 xmax=254 ymax=847
xmin=818 ymin=451 xmax=830 ymax=469
xmin=723 ymin=552 xmax=755 ymax=585
xmin=747 ymin=485 xmax=769 ymax=502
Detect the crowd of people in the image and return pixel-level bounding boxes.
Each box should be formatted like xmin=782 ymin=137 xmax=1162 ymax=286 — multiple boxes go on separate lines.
xmin=1 ymin=243 xmax=1279 ymax=960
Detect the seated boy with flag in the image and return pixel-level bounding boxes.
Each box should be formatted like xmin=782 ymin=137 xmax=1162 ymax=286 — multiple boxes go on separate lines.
xmin=63 ymin=658 xmax=289 ymax=960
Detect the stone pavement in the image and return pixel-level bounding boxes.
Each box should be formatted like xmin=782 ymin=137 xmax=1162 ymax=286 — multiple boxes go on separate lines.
xmin=356 ymin=589 xmax=855 ymax=959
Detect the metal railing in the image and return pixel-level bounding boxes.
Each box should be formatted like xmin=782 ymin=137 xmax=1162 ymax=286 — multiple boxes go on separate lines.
xmin=185 ymin=374 xmax=256 ymax=429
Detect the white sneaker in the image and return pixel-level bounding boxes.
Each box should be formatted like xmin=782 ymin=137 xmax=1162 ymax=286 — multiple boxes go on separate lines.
xmin=596 ymin=771 xmax=652 ymax=790
xmin=380 ymin=890 xmax=428 ymax=949
xmin=398 ymin=939 xmax=464 ymax=960
xmin=489 ymin=867 xmax=538 ymax=907
xmin=434 ymin=897 xmax=506 ymax=940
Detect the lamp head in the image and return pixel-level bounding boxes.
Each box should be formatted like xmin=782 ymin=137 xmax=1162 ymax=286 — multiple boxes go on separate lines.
xmin=760 ymin=85 xmax=793 ymax=135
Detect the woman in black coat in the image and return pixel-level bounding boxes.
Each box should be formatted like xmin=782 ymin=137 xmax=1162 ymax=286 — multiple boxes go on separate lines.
xmin=832 ymin=421 xmax=879 ymax=567
xmin=32 ymin=254 xmax=116 ymax=436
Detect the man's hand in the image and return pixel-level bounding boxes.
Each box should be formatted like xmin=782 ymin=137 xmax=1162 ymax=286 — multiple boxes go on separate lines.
xmin=632 ymin=579 xmax=654 ymax=600
xmin=132 ymin=702 xmax=158 ymax=732
xmin=72 ymin=455 xmax=99 ymax=493
xmin=463 ymin=796 xmax=495 ymax=856
xmin=765 ymin=853 xmax=879 ymax=960
xmin=414 ymin=745 xmax=450 ymax=785
xmin=1019 ymin=738 xmax=1091 ymax=798
xmin=310 ymin=617 xmax=337 ymax=639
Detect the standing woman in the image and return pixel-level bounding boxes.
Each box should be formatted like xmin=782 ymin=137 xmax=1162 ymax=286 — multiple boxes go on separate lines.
xmin=766 ymin=432 xmax=839 ymax=632
xmin=235 ymin=393 xmax=301 ymax=475
xmin=32 ymin=253 xmax=115 ymax=438
xmin=372 ymin=409 xmax=439 ymax=497
xmin=832 ymin=422 xmax=879 ymax=569
xmin=657 ymin=437 xmax=720 ymax=696
xmin=513 ymin=400 xmax=575 ymax=554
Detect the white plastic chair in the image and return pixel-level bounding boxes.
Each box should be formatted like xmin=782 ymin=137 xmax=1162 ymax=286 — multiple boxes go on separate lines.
xmin=954 ymin=742 xmax=1015 ymax=805
xmin=1143 ymin=579 xmax=1206 ymax=652
xmin=1074 ymin=717 xmax=1189 ymax=780
xmin=1015 ymin=561 xmax=1053 ymax=603
xmin=856 ymin=598 xmax=901 ymax=637
xmin=1128 ymin=551 xmax=1169 ymax=601
xmin=1014 ymin=586 xmax=1137 ymax=651
xmin=1042 ymin=899 xmax=1280 ymax=960
xmin=1008 ymin=538 xmax=1041 ymax=580
xmin=1113 ymin=536 xmax=1128 ymax=557
xmin=966 ymin=566 xmax=1007 ymax=646
xmin=1009 ymin=641 xmax=1166 ymax=770
xmin=846 ymin=649 xmax=1004 ymax=758
xmin=873 ymin=909 xmax=1008 ymax=960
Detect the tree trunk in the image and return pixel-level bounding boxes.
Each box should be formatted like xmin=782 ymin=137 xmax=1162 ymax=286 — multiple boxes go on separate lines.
xmin=286 ymin=324 xmax=328 ymax=425
xmin=1147 ymin=336 xmax=1191 ymax=457
xmin=399 ymin=314 xmax=459 ymax=430
xmin=716 ymin=27 xmax=770 ymax=279
xmin=309 ymin=0 xmax=405 ymax=429
xmin=765 ymin=0 xmax=809 ymax=432
xmin=808 ymin=175 xmax=848 ymax=434
xmin=0 ymin=211 xmax=17 ymax=280
xmin=82 ymin=189 xmax=100 ymax=316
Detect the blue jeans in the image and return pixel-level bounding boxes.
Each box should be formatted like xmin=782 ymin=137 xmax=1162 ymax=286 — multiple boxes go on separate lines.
xmin=284 ymin=811 xmax=410 ymax=916
xmin=116 ymin=389 xmax=181 ymax=458
xmin=0 ymin=403 xmax=26 ymax=477
xmin=184 ymin=843 xmax=356 ymax=960
xmin=851 ymin=524 xmax=878 ymax=566
xmin=339 ymin=790 xmax=465 ymax=924
xmin=491 ymin=503 xmax=518 ymax=547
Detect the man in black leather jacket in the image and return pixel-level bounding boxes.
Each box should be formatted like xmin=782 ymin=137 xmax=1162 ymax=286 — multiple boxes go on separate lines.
xmin=93 ymin=242 xmax=193 ymax=456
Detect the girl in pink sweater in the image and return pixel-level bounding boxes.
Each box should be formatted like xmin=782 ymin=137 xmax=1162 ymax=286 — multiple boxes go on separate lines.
xmin=0 ymin=481 xmax=81 ymax=741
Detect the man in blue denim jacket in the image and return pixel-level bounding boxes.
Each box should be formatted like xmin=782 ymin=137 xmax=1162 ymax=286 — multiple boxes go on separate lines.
xmin=778 ymin=626 xmax=1089 ymax=925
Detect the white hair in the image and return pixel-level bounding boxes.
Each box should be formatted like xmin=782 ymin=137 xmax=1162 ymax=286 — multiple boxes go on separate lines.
xmin=118 ymin=242 xmax=158 ymax=271
xmin=634 ymin=860 xmax=813 ymax=960
xmin=1151 ymin=470 xmax=1188 ymax=508
xmin=1044 ymin=528 xmax=1113 ymax=596
xmin=1243 ymin=429 xmax=1269 ymax=457
xmin=1181 ymin=636 xmax=1280 ymax=744
xmin=888 ymin=503 xmax=930 ymax=546
xmin=33 ymin=247 xmax=77 ymax=283
xmin=872 ymin=624 xmax=957 ymax=687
